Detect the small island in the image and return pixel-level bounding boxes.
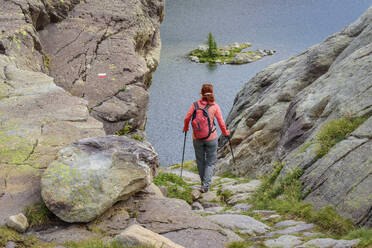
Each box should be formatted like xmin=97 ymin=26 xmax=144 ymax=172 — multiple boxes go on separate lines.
xmin=189 ymin=33 xmax=276 ymax=65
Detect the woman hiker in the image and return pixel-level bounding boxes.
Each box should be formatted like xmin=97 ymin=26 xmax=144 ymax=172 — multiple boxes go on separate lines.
xmin=183 ymin=83 xmax=230 ymax=193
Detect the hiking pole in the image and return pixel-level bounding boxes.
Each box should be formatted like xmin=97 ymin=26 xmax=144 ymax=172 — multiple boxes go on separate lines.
xmin=180 ymin=131 xmax=187 ymax=179
xmin=227 ymin=136 xmax=236 ymax=165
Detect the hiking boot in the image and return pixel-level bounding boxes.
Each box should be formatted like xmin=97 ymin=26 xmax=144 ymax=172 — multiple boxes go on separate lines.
xmin=200 ymin=187 xmax=209 ymax=193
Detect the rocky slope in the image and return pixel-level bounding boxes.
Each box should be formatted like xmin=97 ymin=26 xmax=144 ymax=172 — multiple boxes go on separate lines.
xmin=216 ymin=6 xmax=372 ymax=227
xmin=0 ymin=0 xmax=164 ymax=226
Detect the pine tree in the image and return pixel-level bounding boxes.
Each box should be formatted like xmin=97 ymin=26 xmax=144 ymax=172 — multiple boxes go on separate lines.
xmin=207 ymin=32 xmax=217 ymax=58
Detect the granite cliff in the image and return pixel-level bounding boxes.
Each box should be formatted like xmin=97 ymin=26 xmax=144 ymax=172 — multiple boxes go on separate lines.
xmin=216 ymin=6 xmax=372 ymax=227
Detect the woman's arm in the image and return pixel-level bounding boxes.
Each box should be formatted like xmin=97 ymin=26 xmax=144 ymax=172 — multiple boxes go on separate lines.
xmin=183 ymin=104 xmax=195 ymax=132
xmin=215 ymin=104 xmax=230 ymax=136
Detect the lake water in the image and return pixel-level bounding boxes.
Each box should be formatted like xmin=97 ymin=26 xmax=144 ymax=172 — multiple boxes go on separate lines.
xmin=146 ymin=0 xmax=372 ymax=167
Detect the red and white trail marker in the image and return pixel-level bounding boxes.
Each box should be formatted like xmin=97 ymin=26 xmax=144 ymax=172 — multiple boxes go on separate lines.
xmin=98 ymin=73 xmax=107 ymax=78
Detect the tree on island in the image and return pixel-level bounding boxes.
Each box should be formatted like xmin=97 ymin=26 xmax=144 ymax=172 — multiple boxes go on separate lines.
xmin=206 ymin=32 xmax=218 ymax=58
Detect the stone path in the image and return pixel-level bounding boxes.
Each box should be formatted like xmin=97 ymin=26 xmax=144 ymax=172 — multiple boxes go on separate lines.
xmin=4 ymin=165 xmax=361 ymax=248
xmin=165 ymin=167 xmax=361 ymax=248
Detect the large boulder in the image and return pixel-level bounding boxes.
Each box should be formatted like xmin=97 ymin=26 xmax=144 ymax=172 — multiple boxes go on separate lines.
xmin=41 ymin=135 xmax=159 ymax=223
xmin=216 ymin=6 xmax=372 ymax=226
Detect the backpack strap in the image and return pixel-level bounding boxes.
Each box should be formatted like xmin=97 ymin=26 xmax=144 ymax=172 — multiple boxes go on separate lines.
xmin=192 ymin=102 xmax=199 ymax=120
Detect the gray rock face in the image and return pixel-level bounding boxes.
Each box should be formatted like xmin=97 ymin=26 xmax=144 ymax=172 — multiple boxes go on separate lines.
xmin=135 ymin=196 xmax=233 ymax=248
xmin=216 ymin=6 xmax=372 ymax=226
xmin=298 ymin=238 xmax=360 ymax=248
xmin=163 ymin=229 xmax=228 ymax=248
xmin=267 ymin=223 xmax=315 ymax=236
xmin=41 ymin=135 xmax=158 ymax=223
xmin=39 ymin=0 xmax=164 ymax=134
xmin=0 ymin=0 xmax=80 ymax=72
xmin=264 ymin=235 xmax=303 ymax=248
xmin=29 ymin=225 xmax=97 ymax=243
xmin=232 ymin=203 xmax=252 ymax=212
xmin=205 ymin=214 xmax=270 ymax=235
xmin=227 ymin=193 xmax=253 ymax=205
xmin=274 ymin=220 xmax=307 ymax=228
xmin=136 ymin=196 xmax=220 ymax=233
xmin=220 ymin=180 xmax=261 ymax=194
xmin=191 ymin=202 xmax=204 ymax=210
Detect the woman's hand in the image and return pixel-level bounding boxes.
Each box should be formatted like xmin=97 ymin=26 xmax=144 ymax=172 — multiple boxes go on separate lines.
xmin=224 ymin=130 xmax=230 ymax=137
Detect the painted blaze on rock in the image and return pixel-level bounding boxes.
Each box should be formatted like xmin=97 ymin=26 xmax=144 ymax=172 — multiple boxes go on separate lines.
xmin=41 ymin=135 xmax=158 ymax=223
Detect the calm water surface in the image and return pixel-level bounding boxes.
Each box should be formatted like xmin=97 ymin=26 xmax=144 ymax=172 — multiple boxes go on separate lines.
xmin=147 ymin=0 xmax=372 ymax=166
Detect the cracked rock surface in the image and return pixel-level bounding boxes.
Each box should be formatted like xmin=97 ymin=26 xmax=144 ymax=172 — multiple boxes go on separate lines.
xmin=216 ymin=6 xmax=372 ymax=227
xmin=41 ymin=135 xmax=158 ymax=223
xmin=39 ymin=0 xmax=164 ymax=134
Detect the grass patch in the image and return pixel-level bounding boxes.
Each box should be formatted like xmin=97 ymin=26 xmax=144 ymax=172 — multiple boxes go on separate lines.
xmin=115 ymin=123 xmax=132 ymax=136
xmin=217 ymin=189 xmax=232 ymax=204
xmin=249 ymin=162 xmax=354 ymax=236
xmin=119 ymin=86 xmax=126 ymax=92
xmin=64 ymin=239 xmax=155 ymax=248
xmin=170 ymin=160 xmax=198 ymax=173
xmin=0 ymin=226 xmax=53 ymax=248
xmin=227 ymin=241 xmax=252 ymax=248
xmin=219 ymin=172 xmax=239 ymax=179
xmin=43 ymin=55 xmax=50 ymax=69
xmin=314 ymin=116 xmax=367 ymax=158
xmin=131 ymin=134 xmax=144 ymax=142
xmin=343 ymin=228 xmax=372 ymax=247
xmin=154 ymin=172 xmax=193 ymax=204
xmin=24 ymin=201 xmax=55 ymax=228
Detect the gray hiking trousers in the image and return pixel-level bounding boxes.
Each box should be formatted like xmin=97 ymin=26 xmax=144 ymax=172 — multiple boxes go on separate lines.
xmin=193 ymin=138 xmax=218 ymax=189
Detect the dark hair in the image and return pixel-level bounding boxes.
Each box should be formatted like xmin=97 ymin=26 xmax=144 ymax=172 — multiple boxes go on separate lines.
xmin=201 ymin=83 xmax=214 ymax=104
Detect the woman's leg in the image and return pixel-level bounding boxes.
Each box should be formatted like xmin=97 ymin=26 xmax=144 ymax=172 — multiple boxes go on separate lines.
xmin=203 ymin=138 xmax=218 ymax=189
xmin=193 ymin=139 xmax=206 ymax=183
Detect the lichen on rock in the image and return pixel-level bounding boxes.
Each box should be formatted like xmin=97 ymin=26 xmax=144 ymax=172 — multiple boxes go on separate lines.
xmin=41 ymin=135 xmax=159 ymax=223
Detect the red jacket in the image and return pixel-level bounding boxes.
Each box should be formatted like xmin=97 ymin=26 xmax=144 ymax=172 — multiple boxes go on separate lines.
xmin=183 ymin=99 xmax=230 ymax=140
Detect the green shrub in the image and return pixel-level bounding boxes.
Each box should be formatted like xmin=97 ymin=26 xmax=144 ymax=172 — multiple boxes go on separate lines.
xmin=312 ymin=206 xmax=354 ymax=235
xmin=315 ymin=117 xmax=367 ymax=158
xmin=43 ymin=55 xmax=50 ymax=69
xmin=115 ymin=123 xmax=132 ymax=136
xmin=119 ymin=86 xmax=126 ymax=92
xmin=154 ymin=172 xmax=193 ymax=204
xmin=344 ymin=228 xmax=372 ymax=247
xmin=170 ymin=160 xmax=198 ymax=173
xmin=131 ymin=134 xmax=144 ymax=141
xmin=227 ymin=241 xmax=251 ymax=248
xmin=249 ymin=162 xmax=354 ymax=236
xmin=25 ymin=201 xmax=55 ymax=228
